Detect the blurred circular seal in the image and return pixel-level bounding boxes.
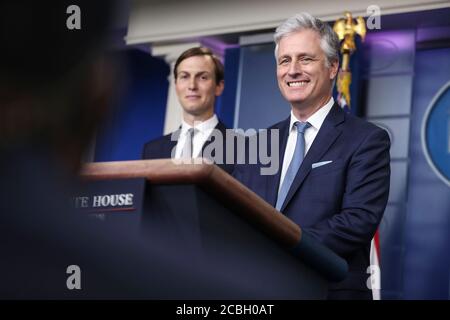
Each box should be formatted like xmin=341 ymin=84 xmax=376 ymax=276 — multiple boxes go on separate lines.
xmin=421 ymin=81 xmax=450 ymax=187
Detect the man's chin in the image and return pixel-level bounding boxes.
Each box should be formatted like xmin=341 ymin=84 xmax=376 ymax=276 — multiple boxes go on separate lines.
xmin=286 ymin=97 xmax=308 ymax=107
xmin=282 ymin=90 xmax=308 ymax=101
xmin=182 ymin=105 xmax=201 ymax=113
xmin=182 ymin=106 xmax=208 ymax=117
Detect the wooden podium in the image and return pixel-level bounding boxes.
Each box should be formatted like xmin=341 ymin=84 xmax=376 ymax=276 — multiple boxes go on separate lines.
xmin=80 ymin=159 xmax=347 ymax=299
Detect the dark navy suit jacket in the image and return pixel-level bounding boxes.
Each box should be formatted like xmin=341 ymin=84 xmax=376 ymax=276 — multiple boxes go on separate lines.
xmin=233 ymin=104 xmax=391 ymax=299
xmin=142 ymin=120 xmax=234 ymax=174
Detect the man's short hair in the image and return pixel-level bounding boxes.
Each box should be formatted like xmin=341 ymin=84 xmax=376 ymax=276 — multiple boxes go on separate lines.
xmin=173 ymin=47 xmax=224 ymax=84
xmin=274 ymin=12 xmax=340 ymax=67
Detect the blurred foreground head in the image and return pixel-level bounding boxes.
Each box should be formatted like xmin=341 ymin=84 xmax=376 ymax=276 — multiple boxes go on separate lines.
xmin=0 ymin=1 xmax=117 ymax=170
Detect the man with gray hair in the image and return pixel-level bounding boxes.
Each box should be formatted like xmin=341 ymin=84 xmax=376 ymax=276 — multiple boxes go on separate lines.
xmin=233 ymin=12 xmax=390 ymax=299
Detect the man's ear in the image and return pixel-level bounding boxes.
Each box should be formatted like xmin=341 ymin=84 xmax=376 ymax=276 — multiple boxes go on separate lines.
xmin=215 ymin=80 xmax=224 ymax=96
xmin=329 ymin=59 xmax=339 ymax=80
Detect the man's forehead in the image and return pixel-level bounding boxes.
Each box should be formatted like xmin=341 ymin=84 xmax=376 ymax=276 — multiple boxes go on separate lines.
xmin=178 ymin=55 xmax=215 ymax=71
xmin=279 ymin=30 xmax=321 ymax=47
xmin=277 ymin=30 xmax=323 ymax=56
xmin=178 ymin=69 xmax=212 ymax=74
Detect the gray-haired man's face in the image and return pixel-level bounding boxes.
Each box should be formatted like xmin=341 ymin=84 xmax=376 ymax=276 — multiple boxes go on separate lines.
xmin=276 ymin=29 xmax=338 ymax=112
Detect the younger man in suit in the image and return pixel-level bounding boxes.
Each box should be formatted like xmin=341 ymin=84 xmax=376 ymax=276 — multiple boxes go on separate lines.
xmin=142 ymin=47 xmax=234 ymax=173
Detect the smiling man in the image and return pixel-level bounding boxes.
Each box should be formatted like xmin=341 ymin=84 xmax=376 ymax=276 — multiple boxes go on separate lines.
xmin=143 ymin=47 xmax=234 ymax=173
xmin=276 ymin=27 xmax=338 ymax=121
xmin=233 ymin=13 xmax=391 ymax=299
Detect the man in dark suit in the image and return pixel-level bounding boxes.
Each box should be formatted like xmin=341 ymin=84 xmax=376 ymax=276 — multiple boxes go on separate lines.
xmin=233 ymin=13 xmax=391 ymax=299
xmin=0 ymin=1 xmax=259 ymax=299
xmin=143 ymin=47 xmax=234 ymax=173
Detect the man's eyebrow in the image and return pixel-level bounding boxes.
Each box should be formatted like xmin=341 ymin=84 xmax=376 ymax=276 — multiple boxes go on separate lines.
xmin=278 ymin=53 xmax=319 ymax=64
xmin=178 ymin=70 xmax=211 ymax=75
xmin=194 ymin=71 xmax=212 ymax=77
xmin=277 ymin=54 xmax=291 ymax=61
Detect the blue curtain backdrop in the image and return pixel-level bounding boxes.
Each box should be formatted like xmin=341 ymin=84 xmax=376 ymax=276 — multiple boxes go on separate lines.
xmin=216 ymin=47 xmax=240 ymax=128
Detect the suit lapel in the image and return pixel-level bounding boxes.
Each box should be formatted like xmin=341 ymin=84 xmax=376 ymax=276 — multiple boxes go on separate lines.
xmin=280 ymin=104 xmax=345 ymax=212
xmin=201 ymin=121 xmax=227 ymax=155
xmin=163 ymin=129 xmax=179 ymax=158
xmin=265 ymin=117 xmax=290 ymax=206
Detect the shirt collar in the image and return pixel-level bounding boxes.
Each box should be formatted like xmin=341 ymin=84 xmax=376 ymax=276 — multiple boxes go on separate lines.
xmin=289 ymin=97 xmax=334 ymax=132
xmin=181 ymin=114 xmax=218 ymax=136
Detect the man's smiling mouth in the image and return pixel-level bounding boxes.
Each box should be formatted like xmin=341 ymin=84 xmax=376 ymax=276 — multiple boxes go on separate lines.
xmin=287 ymin=80 xmax=309 ymax=87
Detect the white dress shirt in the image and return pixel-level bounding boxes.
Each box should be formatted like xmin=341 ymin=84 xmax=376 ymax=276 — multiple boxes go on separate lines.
xmin=278 ymin=97 xmax=335 ymax=192
xmin=174 ymin=114 xmax=219 ymax=159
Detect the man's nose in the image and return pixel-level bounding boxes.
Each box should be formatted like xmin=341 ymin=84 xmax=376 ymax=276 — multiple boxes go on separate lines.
xmin=188 ymin=78 xmax=198 ymax=90
xmin=288 ymin=61 xmax=302 ymax=76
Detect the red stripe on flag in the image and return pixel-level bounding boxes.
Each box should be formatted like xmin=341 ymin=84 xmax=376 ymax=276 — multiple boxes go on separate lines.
xmin=374 ymin=230 xmax=380 ymax=262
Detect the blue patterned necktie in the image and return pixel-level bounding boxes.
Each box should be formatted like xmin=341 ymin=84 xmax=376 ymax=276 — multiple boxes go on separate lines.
xmin=275 ymin=121 xmax=311 ymax=211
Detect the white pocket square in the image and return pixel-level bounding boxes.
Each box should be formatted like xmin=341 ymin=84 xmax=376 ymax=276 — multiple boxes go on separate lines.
xmin=312 ymin=160 xmax=333 ymax=169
